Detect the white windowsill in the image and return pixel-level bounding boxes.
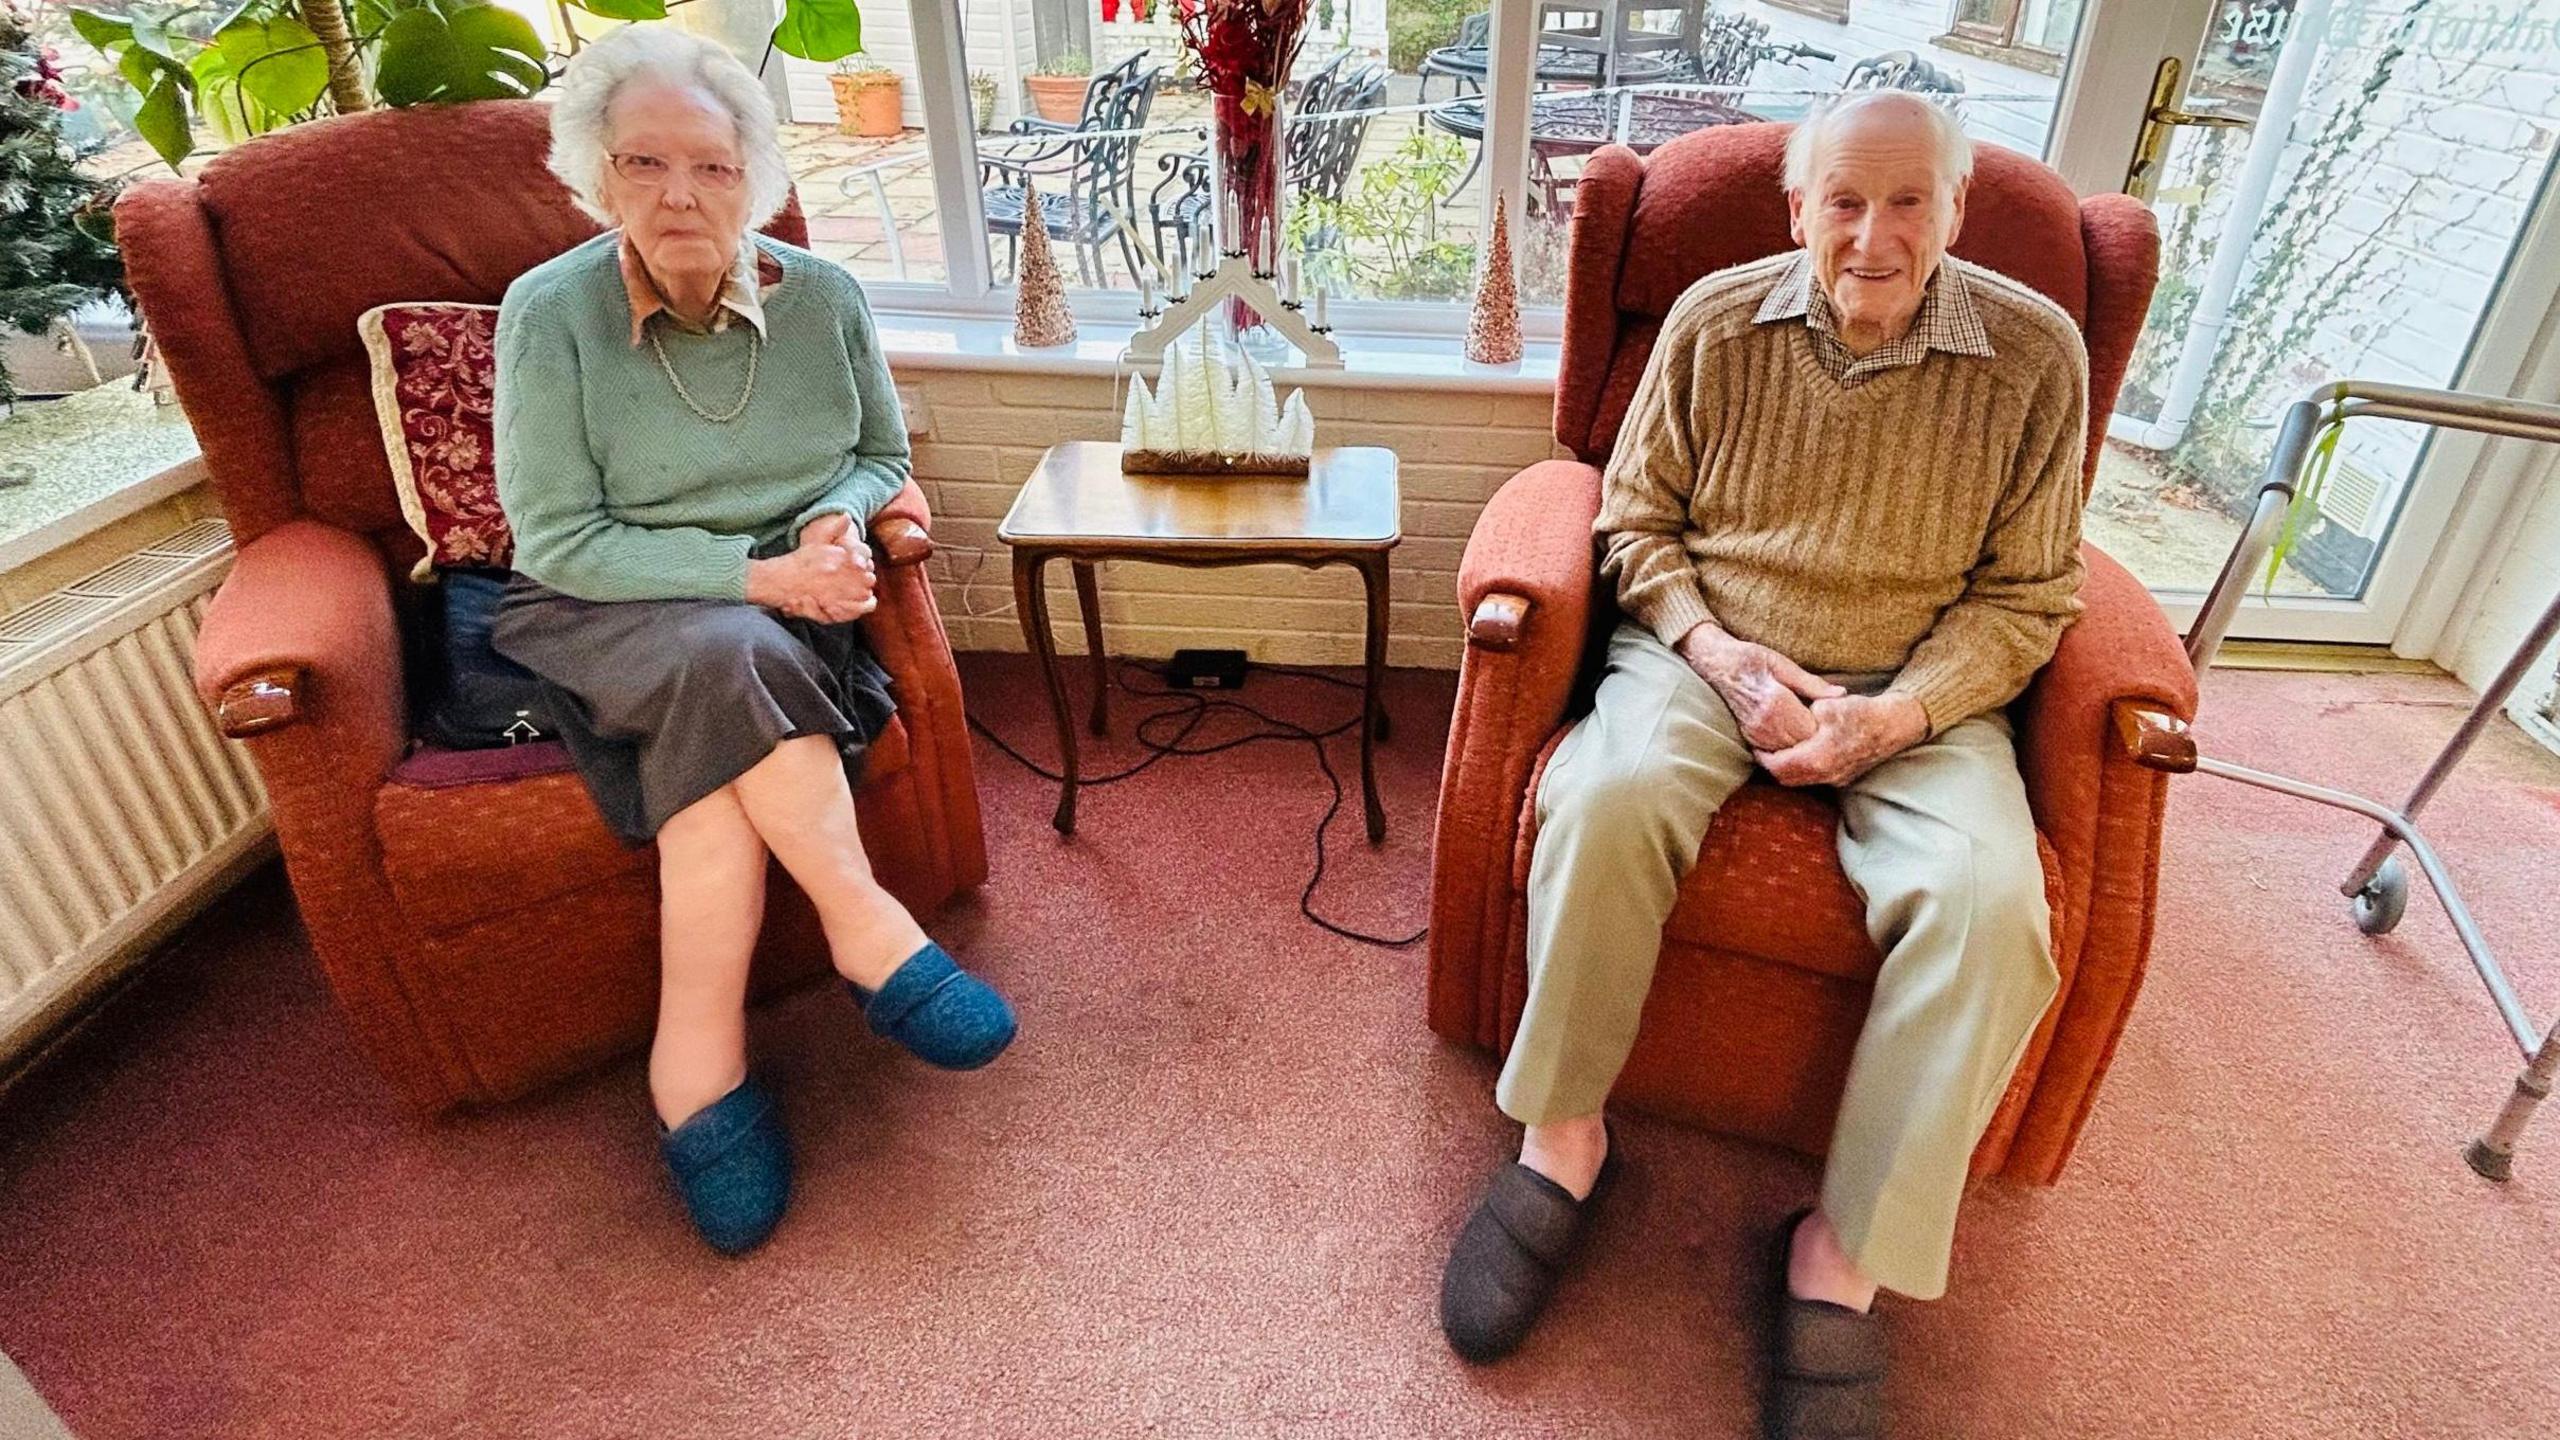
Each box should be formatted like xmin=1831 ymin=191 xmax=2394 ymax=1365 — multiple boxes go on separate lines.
xmin=873 ymin=312 xmax=1563 ymax=392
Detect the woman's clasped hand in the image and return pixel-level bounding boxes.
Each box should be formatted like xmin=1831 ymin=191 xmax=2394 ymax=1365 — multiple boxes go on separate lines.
xmin=748 ymin=512 xmax=878 ymax=624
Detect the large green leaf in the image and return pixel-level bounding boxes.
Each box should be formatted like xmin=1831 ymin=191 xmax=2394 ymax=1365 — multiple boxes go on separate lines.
xmin=193 ymin=35 xmax=297 ymax=139
xmin=563 ymin=0 xmax=667 ymax=20
xmin=68 ymin=8 xmax=134 ymax=53
xmin=374 ymin=1 xmax=547 ymax=105
xmin=128 ymin=9 xmax=180 ymax=60
xmin=216 ymin=15 xmax=330 ymax=114
xmin=771 ymin=0 xmax=860 ymax=63
xmin=133 ymin=70 xmax=194 ymax=169
xmin=118 ymin=44 xmax=192 ymax=95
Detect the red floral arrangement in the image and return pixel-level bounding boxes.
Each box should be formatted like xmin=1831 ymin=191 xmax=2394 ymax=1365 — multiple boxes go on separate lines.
xmin=1171 ymin=0 xmax=1310 ymax=273
xmin=6 ymin=4 xmax=79 ymax=111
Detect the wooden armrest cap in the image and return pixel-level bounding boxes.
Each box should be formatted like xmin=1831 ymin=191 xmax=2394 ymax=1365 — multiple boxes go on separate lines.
xmin=1471 ymin=593 xmax=1531 ymax=650
xmin=2114 ymin=703 xmax=2196 ymax=774
xmin=217 ymin=666 xmax=304 ymax=738
xmin=873 ymin=517 xmax=934 ymax=567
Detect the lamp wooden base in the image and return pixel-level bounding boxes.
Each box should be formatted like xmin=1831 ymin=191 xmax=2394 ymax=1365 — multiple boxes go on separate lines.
xmin=1120 ymin=448 xmax=1311 ymax=477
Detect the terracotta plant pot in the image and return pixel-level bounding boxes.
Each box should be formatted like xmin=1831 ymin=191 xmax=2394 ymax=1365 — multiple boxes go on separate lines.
xmin=830 ymin=72 xmax=904 ymax=138
xmin=1024 ymin=73 xmax=1088 ymax=125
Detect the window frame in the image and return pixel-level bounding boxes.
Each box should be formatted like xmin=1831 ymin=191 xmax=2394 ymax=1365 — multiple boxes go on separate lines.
xmin=1949 ymin=0 xmax=2024 ymax=47
xmin=852 ymin=0 xmax=1567 ymax=343
xmin=1762 ymin=0 xmax=1853 ymax=23
xmin=1935 ymin=0 xmax=2080 ymax=75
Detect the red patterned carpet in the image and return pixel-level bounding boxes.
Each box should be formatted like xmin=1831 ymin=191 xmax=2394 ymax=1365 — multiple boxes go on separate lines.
xmin=4 ymin=655 xmax=2558 ymax=1439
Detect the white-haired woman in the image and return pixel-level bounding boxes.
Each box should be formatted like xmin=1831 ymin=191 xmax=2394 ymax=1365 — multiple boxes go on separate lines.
xmin=490 ymin=26 xmax=1016 ymax=1256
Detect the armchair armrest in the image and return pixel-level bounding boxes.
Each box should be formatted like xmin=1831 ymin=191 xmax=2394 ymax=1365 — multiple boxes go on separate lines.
xmin=1430 ymin=460 xmax=1606 ymax=1044
xmin=1456 ymin=458 xmax=1603 ymax=657
xmin=2001 ymin=541 xmax=2200 ymax=1182
xmin=871 ymin=479 xmax=935 ymax=568
xmin=195 ymin=520 xmax=404 ymax=770
xmin=2019 ymin=543 xmax=2200 ymax=775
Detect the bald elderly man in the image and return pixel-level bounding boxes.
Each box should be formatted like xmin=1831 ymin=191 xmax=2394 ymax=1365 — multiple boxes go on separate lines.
xmin=1437 ymin=92 xmax=2089 ymax=1439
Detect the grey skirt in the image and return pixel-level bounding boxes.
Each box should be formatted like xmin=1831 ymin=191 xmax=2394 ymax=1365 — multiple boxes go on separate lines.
xmin=490 ymin=578 xmax=897 ymax=846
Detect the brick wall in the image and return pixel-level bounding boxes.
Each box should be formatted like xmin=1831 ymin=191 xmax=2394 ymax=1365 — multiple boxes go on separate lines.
xmin=896 ymin=369 xmax=1569 ymax=671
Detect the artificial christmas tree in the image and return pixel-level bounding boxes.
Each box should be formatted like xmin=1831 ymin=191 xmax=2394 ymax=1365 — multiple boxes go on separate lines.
xmin=1012 ymin=176 xmax=1077 ymax=349
xmin=0 ymin=2 xmax=122 ymax=404
xmin=1465 ymin=191 xmax=1522 ymax=366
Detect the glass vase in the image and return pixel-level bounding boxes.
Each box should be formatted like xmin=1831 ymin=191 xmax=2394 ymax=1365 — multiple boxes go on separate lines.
xmin=1212 ymin=84 xmax=1289 ymax=361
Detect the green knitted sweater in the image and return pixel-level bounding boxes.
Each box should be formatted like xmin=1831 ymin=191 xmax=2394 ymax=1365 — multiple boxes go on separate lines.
xmin=493 ymin=232 xmax=911 ymax=603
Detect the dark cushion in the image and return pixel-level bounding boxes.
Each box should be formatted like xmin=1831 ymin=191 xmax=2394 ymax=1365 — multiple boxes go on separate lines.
xmin=416 ymin=570 xmax=559 ymax=750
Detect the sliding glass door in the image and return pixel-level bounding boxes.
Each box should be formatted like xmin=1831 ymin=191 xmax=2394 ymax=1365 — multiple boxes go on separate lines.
xmin=2050 ymin=0 xmax=2560 ymax=644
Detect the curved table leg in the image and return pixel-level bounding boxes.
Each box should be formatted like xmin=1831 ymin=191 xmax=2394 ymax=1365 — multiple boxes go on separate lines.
xmin=1013 ymin=549 xmax=1079 ymax=835
xmin=1073 ymin=559 xmax=1108 ymax=736
xmin=1358 ymin=553 xmax=1389 ymax=844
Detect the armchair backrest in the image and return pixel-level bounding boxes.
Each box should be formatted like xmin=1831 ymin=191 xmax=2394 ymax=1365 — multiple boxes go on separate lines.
xmin=116 ymin=99 xmax=807 ymax=555
xmin=1551 ymin=122 xmax=2158 ymax=499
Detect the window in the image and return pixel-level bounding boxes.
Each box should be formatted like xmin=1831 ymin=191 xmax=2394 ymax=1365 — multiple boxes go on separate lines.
xmin=752 ymin=1 xmax=1498 ymax=318
xmin=1764 ymin=0 xmax=1850 ymax=24
xmin=1947 ymin=0 xmax=2084 ymax=58
xmin=1505 ymin=0 xmax=2080 ymax=307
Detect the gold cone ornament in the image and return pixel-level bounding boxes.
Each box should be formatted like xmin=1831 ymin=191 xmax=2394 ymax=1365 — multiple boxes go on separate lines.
xmin=1466 ymin=192 xmax=1523 ymax=366
xmin=1013 ymin=176 xmax=1078 ymax=349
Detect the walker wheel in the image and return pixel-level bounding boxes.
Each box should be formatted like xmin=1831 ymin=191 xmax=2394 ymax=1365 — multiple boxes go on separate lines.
xmin=2353 ymin=858 xmax=2409 ymax=936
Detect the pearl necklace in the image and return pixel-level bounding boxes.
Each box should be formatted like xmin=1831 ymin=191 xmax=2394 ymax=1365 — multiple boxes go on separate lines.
xmin=648 ymin=322 xmax=761 ymax=424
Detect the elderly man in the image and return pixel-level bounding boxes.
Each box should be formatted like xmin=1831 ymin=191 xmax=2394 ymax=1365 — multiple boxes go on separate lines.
xmin=1437 ymin=92 xmax=2087 ymax=1437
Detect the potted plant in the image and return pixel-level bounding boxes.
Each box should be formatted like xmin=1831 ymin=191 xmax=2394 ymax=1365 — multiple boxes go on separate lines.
xmin=829 ymin=55 xmax=902 ymax=137
xmin=1024 ymin=51 xmax=1090 ymax=125
xmin=970 ymin=68 xmax=998 ymax=132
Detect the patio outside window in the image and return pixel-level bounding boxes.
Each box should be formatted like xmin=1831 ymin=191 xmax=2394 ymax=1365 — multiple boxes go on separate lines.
xmin=769 ymin=0 xmax=1500 ymax=309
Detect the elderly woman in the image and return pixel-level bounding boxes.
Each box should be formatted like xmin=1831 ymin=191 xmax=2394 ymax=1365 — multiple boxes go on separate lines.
xmin=490 ymin=26 xmax=1016 ymax=1256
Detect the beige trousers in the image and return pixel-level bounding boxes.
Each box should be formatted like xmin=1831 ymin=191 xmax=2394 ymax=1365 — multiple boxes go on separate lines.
xmin=1496 ymin=624 xmax=2059 ymax=1300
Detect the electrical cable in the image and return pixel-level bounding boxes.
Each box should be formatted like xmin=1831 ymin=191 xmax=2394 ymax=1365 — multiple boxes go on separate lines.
xmin=966 ymin=657 xmax=1428 ymax=949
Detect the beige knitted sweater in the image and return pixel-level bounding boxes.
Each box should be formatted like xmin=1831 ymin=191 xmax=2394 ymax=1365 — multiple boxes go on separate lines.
xmin=1597 ymin=251 xmax=2090 ymax=735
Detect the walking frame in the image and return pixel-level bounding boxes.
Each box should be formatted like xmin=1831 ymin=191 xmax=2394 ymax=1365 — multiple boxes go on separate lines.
xmin=2129 ymin=379 xmax=2560 ymax=1181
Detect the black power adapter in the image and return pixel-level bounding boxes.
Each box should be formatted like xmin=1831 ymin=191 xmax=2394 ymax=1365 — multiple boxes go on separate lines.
xmin=1165 ymin=648 xmax=1250 ymax=690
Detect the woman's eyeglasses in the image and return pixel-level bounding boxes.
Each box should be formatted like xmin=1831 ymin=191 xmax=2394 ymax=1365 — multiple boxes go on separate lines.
xmin=610 ymin=153 xmax=747 ymax=192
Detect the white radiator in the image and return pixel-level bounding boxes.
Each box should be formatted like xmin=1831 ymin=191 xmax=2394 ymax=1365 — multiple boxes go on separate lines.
xmin=0 ymin=518 xmax=272 ymax=1067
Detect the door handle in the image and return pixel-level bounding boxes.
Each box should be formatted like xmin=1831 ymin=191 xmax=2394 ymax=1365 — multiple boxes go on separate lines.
xmin=2125 ymin=56 xmax=2254 ymax=199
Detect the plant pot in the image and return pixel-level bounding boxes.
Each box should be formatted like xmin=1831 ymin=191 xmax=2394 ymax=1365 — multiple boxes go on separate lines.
xmin=830 ymin=73 xmax=904 ymax=138
xmin=1025 ymin=73 xmax=1088 ymax=125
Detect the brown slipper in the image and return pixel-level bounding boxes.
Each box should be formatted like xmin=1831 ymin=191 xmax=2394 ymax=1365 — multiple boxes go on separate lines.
xmin=1437 ymin=1136 xmax=1621 ymax=1364
xmin=1767 ymin=1208 xmax=1888 ymax=1440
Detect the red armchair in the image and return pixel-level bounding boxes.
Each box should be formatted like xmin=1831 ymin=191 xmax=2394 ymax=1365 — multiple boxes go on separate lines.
xmin=119 ymin=101 xmax=986 ymax=1114
xmin=1427 ymin=126 xmax=2199 ymax=1184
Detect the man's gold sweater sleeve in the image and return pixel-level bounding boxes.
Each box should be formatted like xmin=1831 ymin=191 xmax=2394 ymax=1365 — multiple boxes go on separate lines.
xmin=1594 ymin=302 xmax=1720 ymax=648
xmin=1885 ymin=340 xmax=2090 ymax=736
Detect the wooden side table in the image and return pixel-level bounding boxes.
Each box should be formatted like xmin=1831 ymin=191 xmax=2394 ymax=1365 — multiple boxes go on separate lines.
xmin=997 ymin=441 xmax=1402 ymax=839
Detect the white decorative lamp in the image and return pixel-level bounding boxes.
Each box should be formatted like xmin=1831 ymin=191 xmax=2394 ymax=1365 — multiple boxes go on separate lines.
xmin=1120 ymin=320 xmax=1316 ymax=475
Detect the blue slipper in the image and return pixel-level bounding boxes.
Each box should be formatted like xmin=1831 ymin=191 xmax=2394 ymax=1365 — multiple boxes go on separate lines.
xmin=659 ymin=1075 xmax=792 ymax=1256
xmin=847 ymin=941 xmax=1017 ymax=1070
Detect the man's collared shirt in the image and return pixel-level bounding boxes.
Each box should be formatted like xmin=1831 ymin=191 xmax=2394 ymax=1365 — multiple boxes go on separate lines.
xmin=1753 ymin=250 xmax=1996 ymax=387
xmin=620 ymin=234 xmax=784 ymax=346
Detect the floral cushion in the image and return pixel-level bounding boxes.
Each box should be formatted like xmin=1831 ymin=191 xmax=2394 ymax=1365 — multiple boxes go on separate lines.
xmin=357 ymin=302 xmax=510 ymax=579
